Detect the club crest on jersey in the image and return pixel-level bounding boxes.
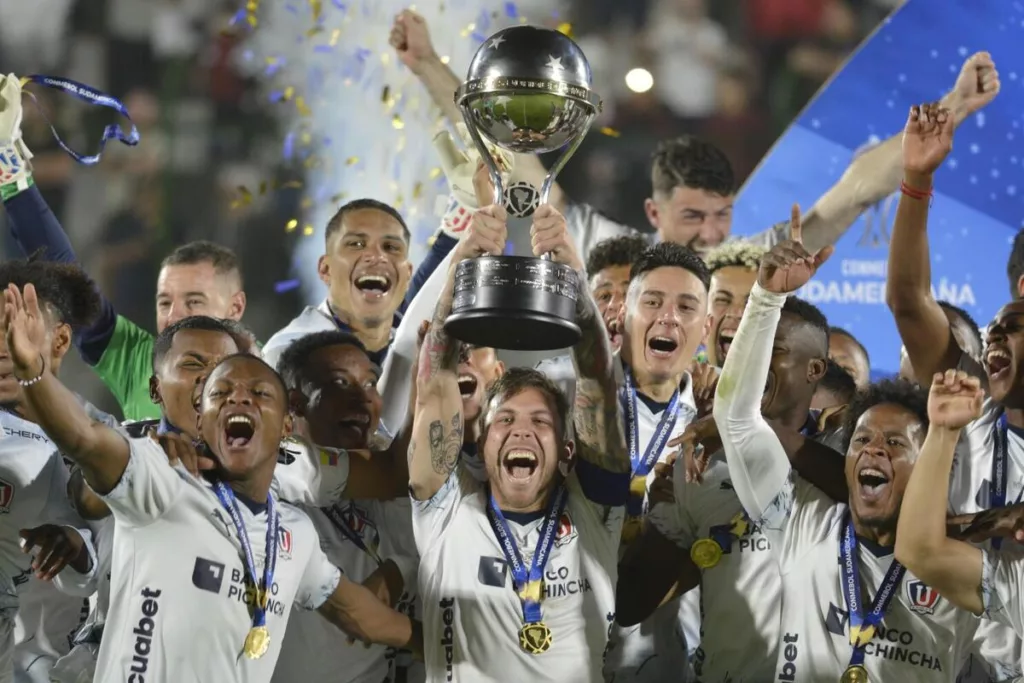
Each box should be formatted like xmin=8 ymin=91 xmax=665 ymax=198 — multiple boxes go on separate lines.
xmin=905 ymin=579 xmax=940 ymax=615
xmin=0 ymin=478 xmax=14 ymax=513
xmin=341 ymin=503 xmax=381 ymax=548
xmin=554 ymin=512 xmax=577 ymax=548
xmin=278 ymin=527 xmax=293 ymax=560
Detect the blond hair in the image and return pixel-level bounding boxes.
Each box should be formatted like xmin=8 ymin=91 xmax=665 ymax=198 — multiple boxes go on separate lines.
xmin=703 ymin=241 xmax=767 ymax=274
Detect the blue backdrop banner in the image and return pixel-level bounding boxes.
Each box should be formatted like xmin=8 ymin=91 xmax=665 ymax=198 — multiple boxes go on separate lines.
xmin=733 ymin=0 xmax=1023 ymax=379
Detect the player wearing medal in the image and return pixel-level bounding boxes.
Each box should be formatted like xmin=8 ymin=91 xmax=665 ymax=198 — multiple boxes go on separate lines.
xmin=625 ymin=218 xmax=847 ymax=682
xmin=409 ymin=200 xmax=629 ymax=680
xmin=0 ymin=260 xmax=101 ymax=683
xmin=887 ymin=102 xmax=1024 ymax=682
xmin=273 ymin=330 xmax=420 ymax=683
xmin=0 ymin=284 xmax=421 ymax=682
xmin=715 ymin=219 xmax=983 ymax=681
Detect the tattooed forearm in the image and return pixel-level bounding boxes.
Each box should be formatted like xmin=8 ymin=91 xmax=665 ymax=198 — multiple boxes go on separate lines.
xmin=418 ymin=267 xmax=462 ymax=383
xmin=574 ymin=378 xmax=629 ymax=473
xmin=427 ymin=412 xmax=464 ymax=476
xmin=571 ymin=285 xmax=613 ymax=382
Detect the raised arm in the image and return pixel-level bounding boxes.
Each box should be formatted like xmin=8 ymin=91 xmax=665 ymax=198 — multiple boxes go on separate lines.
xmin=3 ymin=284 xmax=129 ymax=494
xmin=407 ymin=204 xmax=508 ymax=500
xmin=884 ymin=104 xmax=980 ymax=387
xmin=791 ymin=52 xmax=999 ymax=253
xmin=390 ymin=10 xmax=565 ymax=213
xmin=895 ymin=370 xmax=985 ymax=615
xmin=715 ymin=211 xmax=833 ymax=521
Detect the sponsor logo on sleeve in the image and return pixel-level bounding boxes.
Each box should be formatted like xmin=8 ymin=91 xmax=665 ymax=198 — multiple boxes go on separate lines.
xmin=905 ymin=579 xmax=940 ymax=615
xmin=440 ymin=597 xmax=456 ymax=682
xmin=0 ymin=478 xmax=14 ymax=513
xmin=127 ymin=587 xmax=162 ymax=682
xmin=477 ymin=556 xmax=508 ymax=588
xmin=191 ymin=557 xmax=226 ymax=594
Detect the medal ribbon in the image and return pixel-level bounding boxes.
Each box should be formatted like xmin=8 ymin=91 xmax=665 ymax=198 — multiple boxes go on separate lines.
xmin=17 ymin=75 xmax=139 ymax=165
xmin=839 ymin=512 xmax=905 ymax=671
xmin=621 ymin=366 xmax=680 ymax=479
xmin=321 ymin=504 xmax=383 ymax=566
xmin=485 ymin=485 xmax=568 ymax=626
xmin=213 ymin=482 xmax=279 ymax=642
xmin=988 ymin=414 xmax=1024 ymax=550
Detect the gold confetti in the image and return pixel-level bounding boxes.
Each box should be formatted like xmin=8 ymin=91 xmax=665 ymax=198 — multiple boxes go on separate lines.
xmin=412 ymin=182 xmax=423 ymax=199
xmin=231 ymin=186 xmax=253 ymax=209
xmin=296 ymin=96 xmax=311 ymax=117
xmin=303 ymin=156 xmax=321 ymax=169
xmin=381 ymin=85 xmax=390 ymax=103
xmin=306 ymin=26 xmax=324 ymax=37
xmin=302 ymin=224 xmax=315 ymax=236
xmin=392 ymin=114 xmax=405 ymax=130
xmin=283 ymin=86 xmax=295 ymax=101
xmin=429 ymin=167 xmax=442 ymax=180
xmin=301 ymin=197 xmax=314 ymax=209
xmin=330 ymin=192 xmax=348 ymax=203
xmin=459 ymin=23 xmax=475 ymax=38
xmin=246 ymin=0 xmax=259 ymax=28
xmin=381 ymin=52 xmax=390 ymax=66
xmin=308 ymin=0 xmax=322 ymax=22
xmin=440 ymin=55 xmax=450 ymax=65
xmin=329 ymin=28 xmax=341 ymax=46
xmin=345 ymin=157 xmax=359 ymax=166
xmin=300 ymin=132 xmax=312 ymax=145
xmin=281 ymin=180 xmax=303 ymax=189
xmin=258 ymin=181 xmax=268 ymax=195
xmin=556 ymin=23 xmax=573 ymax=38
xmin=599 ymin=127 xmax=621 ymax=138
xmin=286 ymin=219 xmax=299 ymax=232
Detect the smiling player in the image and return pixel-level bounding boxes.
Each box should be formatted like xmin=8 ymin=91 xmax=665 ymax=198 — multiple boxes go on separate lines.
xmin=1 ymin=283 xmax=420 ymax=683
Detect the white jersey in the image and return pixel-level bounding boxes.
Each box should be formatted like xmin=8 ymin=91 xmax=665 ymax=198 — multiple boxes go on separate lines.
xmin=95 ymin=437 xmax=342 ymax=683
xmin=263 ymin=300 xmax=397 ymax=370
xmin=273 ymin=437 xmax=352 ymax=508
xmin=274 ymin=497 xmax=419 ymax=683
xmin=717 ymin=283 xmax=980 ymax=681
xmin=12 ymin=576 xmax=88 ymax=683
xmin=536 ymin=356 xmax=700 ymax=681
xmin=949 ymin=398 xmax=1024 ymax=682
xmin=414 ymin=466 xmax=625 ymax=682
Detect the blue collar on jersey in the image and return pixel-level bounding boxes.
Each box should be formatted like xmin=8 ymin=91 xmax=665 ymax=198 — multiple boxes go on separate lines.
xmin=324 ymin=300 xmax=400 ymax=366
xmin=157 ymin=417 xmax=182 ymax=436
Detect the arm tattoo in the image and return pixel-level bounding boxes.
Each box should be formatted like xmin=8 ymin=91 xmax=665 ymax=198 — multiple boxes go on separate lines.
xmin=418 ymin=274 xmax=460 ymax=383
xmin=427 ymin=412 xmax=464 ymax=476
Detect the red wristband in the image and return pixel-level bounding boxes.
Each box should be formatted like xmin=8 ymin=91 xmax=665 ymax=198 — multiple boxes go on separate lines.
xmin=900 ymin=180 xmax=933 ymax=200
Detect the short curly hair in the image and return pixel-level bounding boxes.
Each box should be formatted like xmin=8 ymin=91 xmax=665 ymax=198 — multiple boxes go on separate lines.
xmin=840 ymin=379 xmax=929 ymax=453
xmin=0 ymin=255 xmax=101 ymax=327
xmin=650 ymin=136 xmax=735 ymax=199
xmin=585 ymin=235 xmax=650 ymax=278
xmin=630 ymin=242 xmax=711 ymax=292
xmin=703 ymin=241 xmax=767 ymax=275
xmin=818 ymin=359 xmax=857 ymax=404
xmin=278 ymin=330 xmax=370 ymax=392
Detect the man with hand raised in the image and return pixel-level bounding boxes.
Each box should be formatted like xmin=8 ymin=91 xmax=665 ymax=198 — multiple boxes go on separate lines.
xmin=1 ymin=284 xmax=420 ymax=683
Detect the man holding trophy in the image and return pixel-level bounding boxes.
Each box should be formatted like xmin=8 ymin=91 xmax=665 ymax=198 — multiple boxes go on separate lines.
xmin=406 ymin=26 xmax=632 ymax=681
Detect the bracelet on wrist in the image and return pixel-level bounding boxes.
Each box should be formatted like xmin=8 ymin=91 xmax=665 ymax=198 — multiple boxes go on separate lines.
xmin=900 ymin=180 xmax=933 ymax=201
xmin=16 ymin=354 xmax=46 ymax=387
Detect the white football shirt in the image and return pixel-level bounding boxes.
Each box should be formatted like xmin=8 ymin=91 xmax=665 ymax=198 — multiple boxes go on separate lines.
xmin=273 ymin=497 xmax=419 ymax=683
xmin=96 ymin=436 xmax=342 ymax=683
xmin=263 ymin=300 xmax=397 ymax=370
xmin=948 ymin=398 xmax=1024 ymax=683
xmin=414 ymin=466 xmax=625 ymax=682
xmin=717 ymin=283 xmax=981 ymax=681
xmin=537 ymin=355 xmax=700 ymax=681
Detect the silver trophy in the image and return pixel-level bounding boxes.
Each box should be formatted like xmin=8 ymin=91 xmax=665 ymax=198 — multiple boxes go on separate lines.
xmin=443 ymin=26 xmax=602 ymax=351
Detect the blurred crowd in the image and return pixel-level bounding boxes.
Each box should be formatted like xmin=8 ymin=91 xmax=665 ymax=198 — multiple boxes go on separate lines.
xmin=0 ymin=0 xmax=899 ymax=416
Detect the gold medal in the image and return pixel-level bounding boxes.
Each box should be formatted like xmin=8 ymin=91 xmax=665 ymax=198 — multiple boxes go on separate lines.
xmin=840 ymin=664 xmax=868 ymax=683
xmin=690 ymin=538 xmax=723 ymax=569
xmin=243 ymin=625 xmax=271 ymax=659
xmin=629 ymin=475 xmax=648 ymax=498
xmin=621 ymin=515 xmax=643 ymax=544
xmin=518 ymin=622 xmax=552 ymax=655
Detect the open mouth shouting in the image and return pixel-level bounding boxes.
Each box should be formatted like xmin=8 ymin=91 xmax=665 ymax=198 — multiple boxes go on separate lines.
xmin=855 ymin=461 xmax=892 ymax=504
xmin=502 ymin=448 xmax=539 ymax=481
xmin=223 ymin=412 xmax=257 ymax=449
xmin=717 ymin=332 xmax=735 ymax=363
xmin=457 ymin=373 xmax=479 ymax=400
xmin=353 ymin=273 xmax=393 ymax=302
xmin=986 ymin=345 xmax=1012 ymax=382
xmin=647 ymin=335 xmax=680 ymax=359
xmin=605 ymin=317 xmax=624 ymax=352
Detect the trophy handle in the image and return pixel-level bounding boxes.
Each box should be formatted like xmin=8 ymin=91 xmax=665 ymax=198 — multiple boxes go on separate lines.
xmin=458 ymin=103 xmax=505 ymax=208
xmin=536 ymin=109 xmax=597 ymax=262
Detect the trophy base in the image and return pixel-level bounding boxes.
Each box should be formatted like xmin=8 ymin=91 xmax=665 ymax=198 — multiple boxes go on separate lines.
xmin=445 ymin=308 xmax=582 ymax=351
xmin=444 ymin=256 xmax=582 ymax=351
